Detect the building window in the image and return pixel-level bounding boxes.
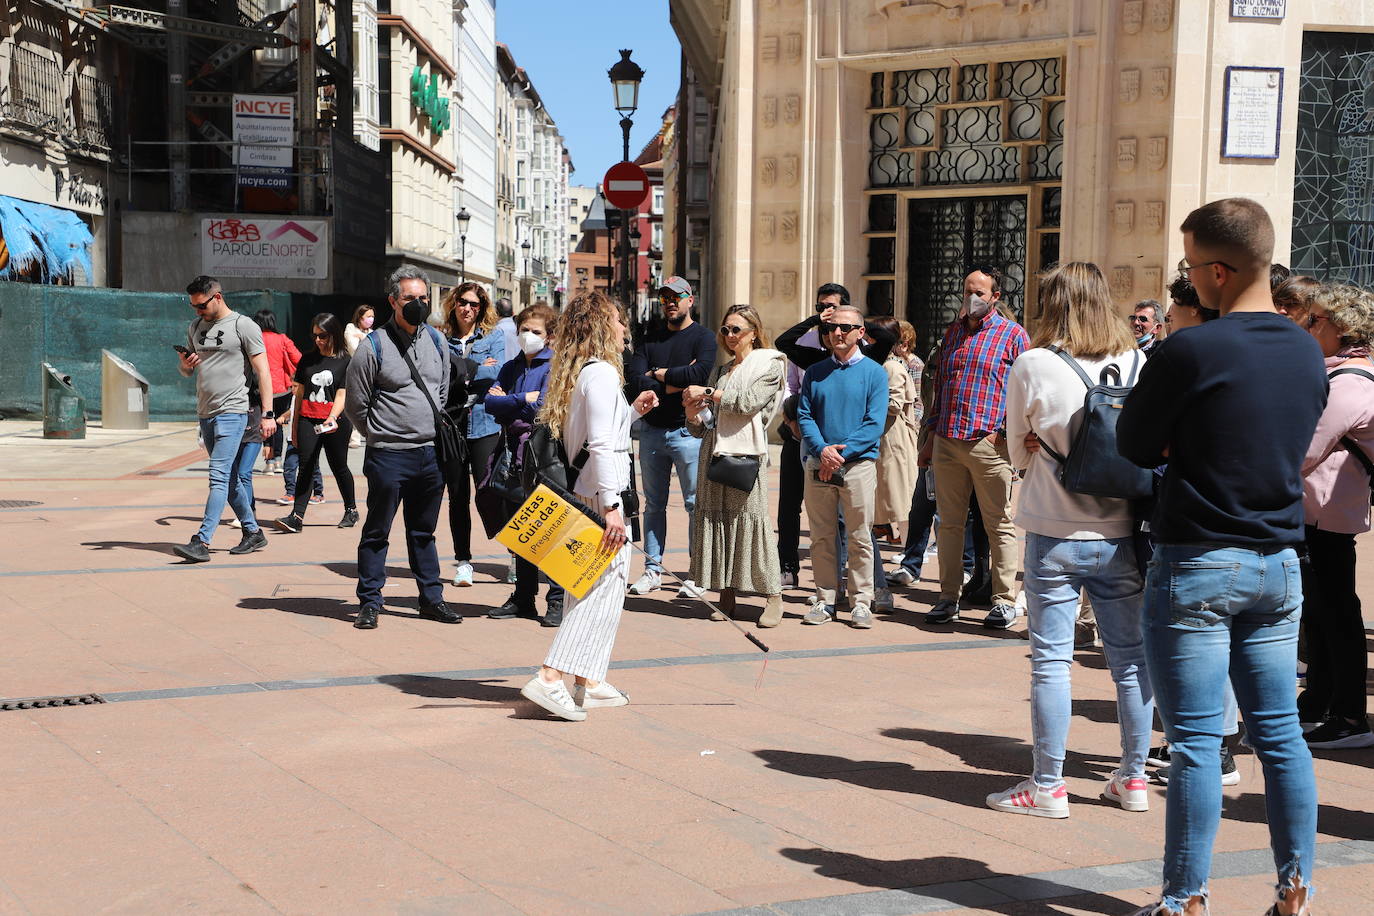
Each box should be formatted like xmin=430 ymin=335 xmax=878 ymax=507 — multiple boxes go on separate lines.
xmin=652 ymin=186 xmax=664 ymax=215
xmin=1292 ymin=31 xmax=1374 ymax=287
xmin=868 ymin=58 xmax=1063 ymax=189
xmin=652 ymin=223 xmax=663 ymax=251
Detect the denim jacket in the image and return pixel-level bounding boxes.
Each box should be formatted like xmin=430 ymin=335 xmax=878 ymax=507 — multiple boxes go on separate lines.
xmin=450 ymin=328 xmax=503 ymax=439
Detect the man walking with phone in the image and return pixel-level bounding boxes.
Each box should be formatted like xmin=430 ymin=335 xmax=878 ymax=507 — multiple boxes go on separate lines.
xmin=174 ymin=275 xmax=277 ymax=562
xmin=797 ymin=305 xmax=888 ymax=628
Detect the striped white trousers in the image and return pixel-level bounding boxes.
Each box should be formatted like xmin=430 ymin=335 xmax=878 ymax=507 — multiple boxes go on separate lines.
xmin=543 ymin=492 xmax=631 ymax=681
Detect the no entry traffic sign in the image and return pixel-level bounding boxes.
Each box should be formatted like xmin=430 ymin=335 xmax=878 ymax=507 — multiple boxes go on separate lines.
xmin=603 ymin=161 xmax=650 ymax=210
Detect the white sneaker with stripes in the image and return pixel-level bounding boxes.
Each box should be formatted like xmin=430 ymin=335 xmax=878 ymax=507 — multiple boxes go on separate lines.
xmin=986 ymin=777 xmax=1069 ymax=818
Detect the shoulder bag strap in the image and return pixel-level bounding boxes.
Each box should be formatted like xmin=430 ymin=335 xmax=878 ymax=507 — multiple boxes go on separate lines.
xmin=391 ymin=325 xmax=445 ymax=428
xmin=1328 ymin=366 xmax=1374 ymax=482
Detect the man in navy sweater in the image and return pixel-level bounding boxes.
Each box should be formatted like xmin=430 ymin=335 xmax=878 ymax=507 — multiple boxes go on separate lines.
xmin=1118 ymin=198 xmax=1324 ymax=916
xmin=627 ymin=276 xmax=717 ymax=597
xmin=798 ymin=305 xmax=889 ymax=628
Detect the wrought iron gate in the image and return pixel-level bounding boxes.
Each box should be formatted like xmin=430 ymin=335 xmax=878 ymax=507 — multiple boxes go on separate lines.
xmin=906 ymin=195 xmax=1027 ymax=357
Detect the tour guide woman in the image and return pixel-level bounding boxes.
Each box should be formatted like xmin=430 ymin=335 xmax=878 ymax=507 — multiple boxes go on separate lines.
xmin=519 ymin=291 xmax=658 ymax=721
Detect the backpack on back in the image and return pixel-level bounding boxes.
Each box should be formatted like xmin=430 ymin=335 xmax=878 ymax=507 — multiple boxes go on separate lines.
xmin=1036 ymin=346 xmax=1153 ymax=500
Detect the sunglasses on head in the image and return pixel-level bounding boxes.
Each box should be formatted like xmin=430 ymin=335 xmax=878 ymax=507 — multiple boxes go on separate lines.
xmin=821 ymin=321 xmax=862 ymax=335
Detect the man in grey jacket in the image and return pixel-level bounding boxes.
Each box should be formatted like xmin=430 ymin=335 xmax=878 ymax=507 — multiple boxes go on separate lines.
xmin=344 ymin=266 xmax=461 ymax=629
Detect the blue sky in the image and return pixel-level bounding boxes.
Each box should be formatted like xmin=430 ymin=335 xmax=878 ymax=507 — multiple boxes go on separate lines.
xmin=497 ymin=0 xmax=681 ymax=186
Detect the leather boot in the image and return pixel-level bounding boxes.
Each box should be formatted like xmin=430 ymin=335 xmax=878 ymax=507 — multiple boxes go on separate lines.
xmin=758 ymin=594 xmax=784 ymax=628
xmin=711 ymin=588 xmax=735 ymax=621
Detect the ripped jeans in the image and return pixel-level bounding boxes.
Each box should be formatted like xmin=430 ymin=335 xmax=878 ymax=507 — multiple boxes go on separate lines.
xmin=1143 ymin=544 xmax=1316 ymax=911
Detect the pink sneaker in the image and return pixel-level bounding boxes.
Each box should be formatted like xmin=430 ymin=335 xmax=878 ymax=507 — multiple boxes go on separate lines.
xmin=986 ymin=778 xmax=1069 ymax=818
xmin=1101 ymin=769 xmax=1149 ymax=812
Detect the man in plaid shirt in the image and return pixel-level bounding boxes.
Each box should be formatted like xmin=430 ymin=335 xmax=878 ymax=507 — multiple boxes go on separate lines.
xmin=917 ymin=267 xmax=1029 ymax=628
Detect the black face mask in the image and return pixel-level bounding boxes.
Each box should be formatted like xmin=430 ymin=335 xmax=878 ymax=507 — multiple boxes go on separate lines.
xmin=401 ymin=299 xmax=429 ymax=327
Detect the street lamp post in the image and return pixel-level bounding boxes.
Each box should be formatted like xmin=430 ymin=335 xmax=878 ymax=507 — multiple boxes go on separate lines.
xmin=608 ymin=49 xmax=644 ymax=163
xmin=557 ymin=256 xmax=566 ymax=308
xmin=455 ymin=206 xmax=470 ymax=284
xmin=521 ymin=238 xmax=532 ymax=306
xmin=608 ymin=49 xmax=644 ymax=320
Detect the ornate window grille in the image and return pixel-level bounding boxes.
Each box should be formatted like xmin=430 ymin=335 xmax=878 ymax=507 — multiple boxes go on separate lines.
xmin=5 ymin=46 xmax=65 ymax=129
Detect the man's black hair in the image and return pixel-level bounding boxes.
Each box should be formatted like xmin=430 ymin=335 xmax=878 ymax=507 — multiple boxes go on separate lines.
xmin=186 ymin=275 xmax=221 ymax=296
xmin=816 ymin=282 xmax=850 ymax=305
xmin=1270 ymin=263 xmax=1291 ymax=293
xmin=969 ymin=266 xmax=1003 ymax=294
xmin=1168 ymin=273 xmax=1201 ymax=310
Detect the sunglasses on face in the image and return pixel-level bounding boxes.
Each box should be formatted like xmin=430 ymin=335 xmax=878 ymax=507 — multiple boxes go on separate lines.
xmin=400 ymin=294 xmax=430 ymax=304
xmin=821 ymin=322 xmax=863 ymax=335
xmin=456 ymin=298 xmax=480 ymax=308
xmin=720 ymin=324 xmax=751 ymax=336
xmin=1129 ymin=316 xmax=1152 ymax=325
xmin=190 ymin=293 xmax=219 ymax=309
xmin=814 ymin=302 xmax=835 ymax=313
xmin=313 ymin=332 xmax=330 ymax=340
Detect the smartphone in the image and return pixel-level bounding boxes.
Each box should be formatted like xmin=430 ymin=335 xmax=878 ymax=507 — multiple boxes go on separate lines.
xmin=811 ymin=468 xmax=845 ymax=487
xmin=314 ymin=419 xmax=338 ymax=435
xmin=173 ymin=344 xmax=191 ymax=355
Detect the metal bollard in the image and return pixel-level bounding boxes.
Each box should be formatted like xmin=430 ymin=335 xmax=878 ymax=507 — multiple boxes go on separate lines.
xmin=101 ymin=350 xmax=150 ymax=430
xmin=41 ymin=362 xmax=87 ymax=439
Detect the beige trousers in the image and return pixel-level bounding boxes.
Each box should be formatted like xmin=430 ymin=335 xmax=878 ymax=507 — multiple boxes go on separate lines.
xmin=932 ymin=434 xmax=1019 ymax=605
xmin=803 ymin=458 xmax=877 ymax=607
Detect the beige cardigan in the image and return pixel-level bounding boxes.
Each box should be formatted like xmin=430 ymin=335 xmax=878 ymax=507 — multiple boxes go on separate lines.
xmin=688 ymin=348 xmax=786 ymax=458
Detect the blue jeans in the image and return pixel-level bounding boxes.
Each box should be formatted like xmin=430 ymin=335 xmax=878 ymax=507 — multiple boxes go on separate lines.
xmin=638 ymin=424 xmax=700 ymax=573
xmin=283 ymin=443 xmax=324 ymax=498
xmin=1024 ymin=533 xmax=1152 ymax=787
xmin=357 ymin=446 xmax=445 ymax=608
xmin=1144 ymin=543 xmax=1315 ymax=912
xmin=197 ymin=413 xmax=259 ymax=543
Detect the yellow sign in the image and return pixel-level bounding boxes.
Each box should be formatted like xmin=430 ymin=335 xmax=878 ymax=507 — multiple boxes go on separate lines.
xmin=496 ymin=484 xmax=617 ymax=599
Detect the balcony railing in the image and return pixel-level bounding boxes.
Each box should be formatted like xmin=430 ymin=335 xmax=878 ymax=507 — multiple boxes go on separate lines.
xmin=2 ymin=45 xmax=114 ymax=151
xmin=5 ymin=46 xmax=64 ymax=129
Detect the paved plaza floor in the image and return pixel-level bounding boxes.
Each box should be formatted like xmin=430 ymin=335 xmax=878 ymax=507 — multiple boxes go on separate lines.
xmin=1 ymin=421 xmax=1371 ymax=915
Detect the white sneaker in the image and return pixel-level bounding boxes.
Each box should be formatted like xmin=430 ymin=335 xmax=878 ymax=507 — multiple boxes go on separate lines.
xmin=874 ymin=587 xmax=894 ymax=611
xmin=453 ymin=563 xmax=474 ymax=587
xmin=887 ymin=567 xmax=914 ymax=586
xmin=850 ymin=602 xmax=874 ymax=628
xmin=676 ymin=579 xmax=704 ymax=599
xmin=628 ymin=570 xmax=661 ymax=595
xmin=986 ymin=778 xmax=1069 ymax=818
xmin=780 ymin=570 xmax=798 ymax=589
xmin=520 ymin=676 xmax=586 ymax=721
xmin=1100 ymin=769 xmax=1149 ymax=812
xmin=571 ymin=681 xmax=630 ymax=709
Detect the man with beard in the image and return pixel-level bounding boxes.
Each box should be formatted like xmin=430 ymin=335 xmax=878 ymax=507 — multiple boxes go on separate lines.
xmin=627 ymin=276 xmax=717 ymax=596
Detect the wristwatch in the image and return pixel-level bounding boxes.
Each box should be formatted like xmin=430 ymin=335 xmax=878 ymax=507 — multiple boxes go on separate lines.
xmin=262 ymin=410 xmax=276 ymax=419
xmin=704 ymin=387 xmax=715 ymax=398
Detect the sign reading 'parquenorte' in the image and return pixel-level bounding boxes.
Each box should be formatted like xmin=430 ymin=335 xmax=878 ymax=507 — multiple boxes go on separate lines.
xmin=201 ymin=217 xmax=330 ymax=279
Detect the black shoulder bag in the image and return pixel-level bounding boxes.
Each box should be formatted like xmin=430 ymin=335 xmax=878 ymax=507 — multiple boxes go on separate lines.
xmin=394 ymin=325 xmax=467 ymax=483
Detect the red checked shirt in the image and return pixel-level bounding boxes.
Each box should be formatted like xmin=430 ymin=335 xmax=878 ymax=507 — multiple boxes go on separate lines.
xmin=926 ymin=312 xmax=1029 ymax=441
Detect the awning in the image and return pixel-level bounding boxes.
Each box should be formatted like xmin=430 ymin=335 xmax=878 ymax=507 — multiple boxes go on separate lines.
xmin=0 ymin=195 xmax=94 ymax=282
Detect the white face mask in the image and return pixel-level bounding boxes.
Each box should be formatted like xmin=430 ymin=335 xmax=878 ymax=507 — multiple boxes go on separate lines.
xmin=962 ymin=293 xmax=993 ymax=320
xmin=519 ymin=331 xmax=545 ymax=356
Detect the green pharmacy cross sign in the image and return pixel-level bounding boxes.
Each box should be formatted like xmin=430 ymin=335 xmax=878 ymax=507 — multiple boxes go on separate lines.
xmin=409 ymin=67 xmax=451 ymax=137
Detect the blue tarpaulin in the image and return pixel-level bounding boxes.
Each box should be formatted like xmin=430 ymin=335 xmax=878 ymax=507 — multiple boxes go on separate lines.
xmin=0 ymin=195 xmax=94 ymax=282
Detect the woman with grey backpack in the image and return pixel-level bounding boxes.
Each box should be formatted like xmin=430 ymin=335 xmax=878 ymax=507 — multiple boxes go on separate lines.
xmin=986 ymin=261 xmax=1156 ymax=820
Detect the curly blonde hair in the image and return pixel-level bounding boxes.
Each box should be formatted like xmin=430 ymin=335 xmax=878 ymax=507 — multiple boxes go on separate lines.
xmin=539 ymin=290 xmax=626 ymax=439
xmin=1313 ymin=283 xmax=1374 ymax=348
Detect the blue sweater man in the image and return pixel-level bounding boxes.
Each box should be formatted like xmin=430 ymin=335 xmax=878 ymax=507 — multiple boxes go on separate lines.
xmin=797 ymin=336 xmax=889 ymax=626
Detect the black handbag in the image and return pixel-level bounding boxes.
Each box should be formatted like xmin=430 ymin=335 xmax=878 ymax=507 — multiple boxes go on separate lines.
xmin=707 ymin=454 xmax=761 ymax=492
